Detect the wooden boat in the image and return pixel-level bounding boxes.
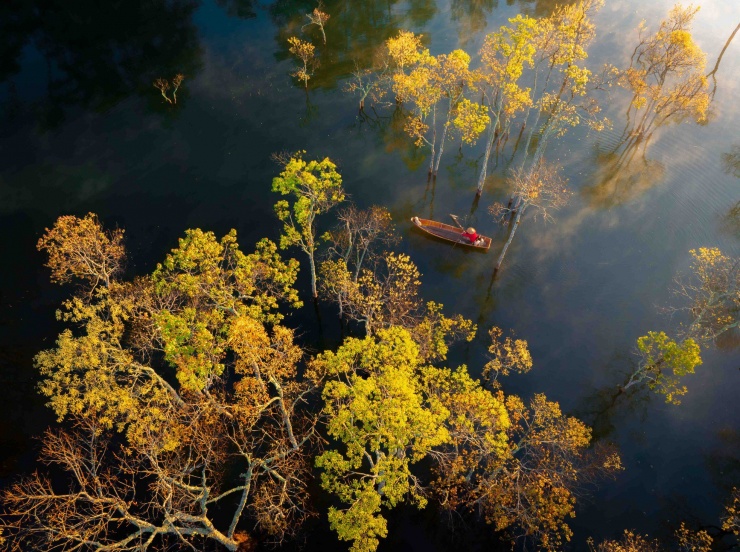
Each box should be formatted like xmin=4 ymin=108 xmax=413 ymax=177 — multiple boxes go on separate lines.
xmin=410 ymin=217 xmax=492 ymax=251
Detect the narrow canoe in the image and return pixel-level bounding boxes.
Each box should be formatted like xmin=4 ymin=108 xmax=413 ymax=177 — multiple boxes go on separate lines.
xmin=410 ymin=217 xmax=492 ymax=251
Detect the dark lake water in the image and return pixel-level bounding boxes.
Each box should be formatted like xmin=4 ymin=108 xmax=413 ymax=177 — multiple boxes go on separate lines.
xmin=1 ymin=0 xmax=739 ymax=549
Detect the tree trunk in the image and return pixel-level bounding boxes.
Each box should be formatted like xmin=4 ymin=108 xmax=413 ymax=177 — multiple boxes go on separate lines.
xmin=309 ymin=253 xmax=318 ymax=298
xmin=494 ymin=204 xmax=526 ymax=275
xmin=476 ymin=125 xmax=497 ymax=195
xmin=428 ymin=105 xmax=437 ymax=177
xmin=433 ymin=99 xmax=454 ymax=176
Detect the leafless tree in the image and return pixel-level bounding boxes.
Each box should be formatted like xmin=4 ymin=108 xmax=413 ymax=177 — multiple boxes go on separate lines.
xmin=489 ymin=161 xmax=571 ymax=275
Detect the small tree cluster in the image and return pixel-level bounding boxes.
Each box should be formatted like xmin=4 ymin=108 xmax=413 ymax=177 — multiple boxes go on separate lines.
xmin=153 ymin=73 xmax=185 ymax=104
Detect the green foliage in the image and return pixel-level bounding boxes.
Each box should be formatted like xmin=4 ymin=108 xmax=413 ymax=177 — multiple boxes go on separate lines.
xmin=635 ymin=331 xmax=702 ymax=404
xmin=311 ymin=327 xmax=450 ymax=552
xmin=152 ymin=229 xmax=301 ymax=391
xmin=272 ymin=151 xmax=344 ymax=297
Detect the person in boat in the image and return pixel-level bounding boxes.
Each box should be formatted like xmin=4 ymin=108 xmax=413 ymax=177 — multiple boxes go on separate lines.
xmin=461 ymin=227 xmax=482 ymax=245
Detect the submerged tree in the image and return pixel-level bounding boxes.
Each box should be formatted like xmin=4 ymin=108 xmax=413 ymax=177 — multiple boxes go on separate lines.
xmin=675 ymin=247 xmax=740 ymax=344
xmin=722 ymin=487 xmax=740 ymax=537
xmin=272 ymin=151 xmax=345 ymax=299
xmin=489 ymin=160 xmax=572 ymax=274
xmin=622 ymin=331 xmax=702 ymax=405
xmin=153 ymin=73 xmax=185 ymax=105
xmin=474 ymin=13 xmax=538 ymax=195
xmin=389 ymin=35 xmax=487 ymax=178
xmin=428 ymin=373 xmax=622 ymax=550
xmin=36 ymin=212 xmax=125 ymax=290
xmin=344 ymin=59 xmax=391 ymax=112
xmin=309 ymin=327 xmax=451 ymax=552
xmin=624 ymin=247 xmax=738 ymax=403
xmin=4 ymin=215 xmax=316 ymax=551
xmin=319 ymin=205 xmax=398 ymax=320
xmin=583 ymin=5 xmax=711 ymax=209
xmin=388 ymin=32 xmax=444 ymax=177
xmin=518 ymin=0 xmax=608 ymax=171
xmin=303 ymin=4 xmax=330 ymax=45
xmin=432 ymin=49 xmax=479 ymax=175
xmin=288 ymin=36 xmax=318 ymax=88
xmin=588 ymin=523 xmax=713 ymax=551
xmin=618 ymin=4 xmax=710 ymax=147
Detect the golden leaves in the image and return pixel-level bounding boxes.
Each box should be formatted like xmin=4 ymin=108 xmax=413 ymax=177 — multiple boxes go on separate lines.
xmin=483 ymin=326 xmax=533 ymax=385
xmin=314 ymin=327 xmax=451 ymax=552
xmin=288 ymin=37 xmax=317 ymax=87
xmin=620 ymin=4 xmax=710 ymax=131
xmin=452 ymin=98 xmax=490 ymax=145
xmin=37 ymin=213 xmax=125 ymax=290
xmin=386 ymin=30 xmax=425 ymax=70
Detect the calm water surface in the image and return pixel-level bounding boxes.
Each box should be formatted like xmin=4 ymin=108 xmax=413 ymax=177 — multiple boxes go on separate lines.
xmin=1 ymin=0 xmax=739 ymax=549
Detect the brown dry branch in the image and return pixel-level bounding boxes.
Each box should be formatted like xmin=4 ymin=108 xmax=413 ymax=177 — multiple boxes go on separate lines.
xmin=6 ymin=215 xmax=316 ymax=551
xmin=37 ymin=212 xmax=124 ymax=291
xmin=303 ymin=5 xmax=330 ymax=45
xmin=153 ymin=74 xmax=185 ymax=105
xmin=490 ymin=161 xmax=571 ymax=274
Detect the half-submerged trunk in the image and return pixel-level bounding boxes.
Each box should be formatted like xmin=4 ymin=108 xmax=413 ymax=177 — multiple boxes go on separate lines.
xmin=493 ymin=202 xmax=526 ymax=276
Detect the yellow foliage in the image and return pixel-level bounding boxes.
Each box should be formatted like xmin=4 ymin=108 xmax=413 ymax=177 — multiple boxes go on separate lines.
xmin=37 ymin=213 xmax=125 ymax=290
xmin=483 ymin=326 xmax=533 ymax=386
xmin=722 ymin=488 xmax=740 ymax=536
xmin=313 ymin=327 xmax=451 ymax=552
xmin=386 ymin=30 xmax=425 ymax=70
xmin=452 ymin=98 xmax=490 ymax=145
xmin=620 ymin=4 xmax=709 ymax=131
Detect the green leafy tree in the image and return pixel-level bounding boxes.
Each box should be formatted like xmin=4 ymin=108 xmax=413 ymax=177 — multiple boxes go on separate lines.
xmin=626 ymin=247 xmax=738 ymax=403
xmin=272 ymin=151 xmax=345 ymax=299
xmin=308 ymin=327 xmax=451 ymax=552
xmin=623 ymin=331 xmax=702 ymax=405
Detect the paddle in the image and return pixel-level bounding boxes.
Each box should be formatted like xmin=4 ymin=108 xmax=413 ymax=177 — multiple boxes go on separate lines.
xmin=449 ymin=213 xmax=465 ymax=230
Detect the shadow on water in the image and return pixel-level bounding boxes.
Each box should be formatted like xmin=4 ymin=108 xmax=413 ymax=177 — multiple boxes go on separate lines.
xmin=581 ymin=138 xmax=666 ymax=209
xmin=573 ymin=353 xmax=652 ymax=443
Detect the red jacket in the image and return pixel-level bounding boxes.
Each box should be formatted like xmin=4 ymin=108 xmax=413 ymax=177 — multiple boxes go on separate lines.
xmin=461 ymin=231 xmax=478 ymax=243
